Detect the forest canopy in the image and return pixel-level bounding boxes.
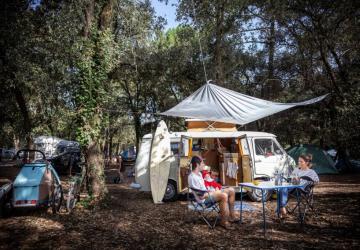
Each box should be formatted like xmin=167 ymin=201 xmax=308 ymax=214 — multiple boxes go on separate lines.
xmin=1 ymin=0 xmax=359 ymax=194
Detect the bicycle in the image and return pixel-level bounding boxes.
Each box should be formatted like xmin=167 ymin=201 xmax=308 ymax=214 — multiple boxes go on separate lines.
xmin=66 ymin=162 xmax=86 ymax=213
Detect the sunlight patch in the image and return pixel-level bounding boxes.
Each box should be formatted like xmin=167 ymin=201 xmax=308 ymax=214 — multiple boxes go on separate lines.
xmin=116 ymin=221 xmax=132 ymax=230
xmin=24 ymin=217 xmax=64 ymax=231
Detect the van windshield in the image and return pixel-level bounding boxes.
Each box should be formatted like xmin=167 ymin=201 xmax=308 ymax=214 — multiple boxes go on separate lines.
xmin=254 ymin=139 xmax=283 ymax=156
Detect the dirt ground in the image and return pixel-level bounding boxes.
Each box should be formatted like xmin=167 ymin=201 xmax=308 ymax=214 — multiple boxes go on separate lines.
xmin=1 ymin=164 xmax=360 ymax=250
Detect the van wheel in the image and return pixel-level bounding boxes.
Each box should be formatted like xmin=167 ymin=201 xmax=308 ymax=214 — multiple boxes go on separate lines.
xmin=163 ymin=180 xmax=178 ymax=202
xmin=248 ymin=188 xmax=272 ymax=202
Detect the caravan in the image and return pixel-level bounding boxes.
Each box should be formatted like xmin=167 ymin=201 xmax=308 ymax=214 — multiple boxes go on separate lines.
xmin=135 ymin=120 xmax=295 ymax=203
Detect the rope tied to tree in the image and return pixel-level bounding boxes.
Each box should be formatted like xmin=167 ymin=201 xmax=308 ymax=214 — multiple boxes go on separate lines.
xmin=191 ymin=0 xmax=208 ymax=83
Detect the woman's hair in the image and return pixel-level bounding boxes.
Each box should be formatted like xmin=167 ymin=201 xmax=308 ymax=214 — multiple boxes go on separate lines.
xmin=299 ymin=153 xmax=313 ymax=167
xmin=190 ymin=156 xmax=202 ymax=170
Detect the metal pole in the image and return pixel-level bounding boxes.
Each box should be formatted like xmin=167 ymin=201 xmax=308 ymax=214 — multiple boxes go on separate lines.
xmin=240 ymin=185 xmax=243 ymax=224
xmin=261 ymin=189 xmax=266 ymax=235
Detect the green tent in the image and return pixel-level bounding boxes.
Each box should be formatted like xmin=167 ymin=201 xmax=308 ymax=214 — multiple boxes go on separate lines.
xmin=287 ymin=144 xmax=338 ymax=175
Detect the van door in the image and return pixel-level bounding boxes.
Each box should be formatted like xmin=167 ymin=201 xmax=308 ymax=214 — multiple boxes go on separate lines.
xmin=238 ymin=136 xmax=252 ymax=183
xmin=178 ymin=135 xmax=192 ymax=192
xmin=252 ymin=137 xmax=284 ymax=178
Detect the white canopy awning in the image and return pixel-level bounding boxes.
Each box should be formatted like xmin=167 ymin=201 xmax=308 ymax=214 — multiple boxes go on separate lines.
xmin=161 ymin=83 xmax=328 ymax=125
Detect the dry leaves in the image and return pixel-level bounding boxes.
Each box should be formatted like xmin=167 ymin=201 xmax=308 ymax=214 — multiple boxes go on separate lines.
xmin=0 ymin=169 xmax=359 ymax=249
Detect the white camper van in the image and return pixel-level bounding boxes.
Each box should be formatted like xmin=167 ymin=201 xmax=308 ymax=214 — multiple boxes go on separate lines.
xmin=135 ymin=120 xmax=294 ymax=203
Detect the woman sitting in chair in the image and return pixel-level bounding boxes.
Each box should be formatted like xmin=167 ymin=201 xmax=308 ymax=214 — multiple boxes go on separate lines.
xmin=188 ymin=156 xmax=238 ymax=229
xmin=279 ymin=153 xmax=319 ymax=218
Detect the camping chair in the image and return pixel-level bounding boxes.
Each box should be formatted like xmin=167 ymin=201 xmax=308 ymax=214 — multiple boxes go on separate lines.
xmin=286 ymin=176 xmax=317 ymax=223
xmin=188 ymin=187 xmax=220 ymax=229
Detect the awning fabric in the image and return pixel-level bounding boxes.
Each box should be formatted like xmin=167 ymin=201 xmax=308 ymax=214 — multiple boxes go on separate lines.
xmin=161 ymin=83 xmax=328 ymax=125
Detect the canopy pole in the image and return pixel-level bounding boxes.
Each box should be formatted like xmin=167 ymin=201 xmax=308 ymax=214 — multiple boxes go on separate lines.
xmin=191 ymin=0 xmax=208 ymax=83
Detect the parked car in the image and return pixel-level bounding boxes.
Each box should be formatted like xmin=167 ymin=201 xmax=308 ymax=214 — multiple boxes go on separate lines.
xmin=34 ymin=136 xmax=81 ymax=175
xmin=120 ymin=146 xmax=137 ymax=162
xmin=48 ymin=150 xmax=81 ymax=175
xmin=0 ymin=148 xmax=15 ymax=162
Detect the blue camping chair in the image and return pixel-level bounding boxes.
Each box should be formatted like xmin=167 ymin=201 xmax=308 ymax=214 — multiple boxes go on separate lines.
xmin=188 ymin=187 xmax=220 ymax=229
xmin=286 ymin=176 xmax=317 ymax=223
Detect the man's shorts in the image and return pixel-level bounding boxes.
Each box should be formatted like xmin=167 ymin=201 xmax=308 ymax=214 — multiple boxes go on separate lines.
xmin=203 ymin=195 xmax=216 ymax=207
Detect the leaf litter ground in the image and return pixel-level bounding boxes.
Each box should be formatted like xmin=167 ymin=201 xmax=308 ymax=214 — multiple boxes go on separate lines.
xmin=0 ymin=164 xmax=359 ymax=249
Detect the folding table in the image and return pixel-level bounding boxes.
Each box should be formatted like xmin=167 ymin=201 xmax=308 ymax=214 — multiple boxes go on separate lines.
xmin=239 ymin=182 xmax=303 ymax=235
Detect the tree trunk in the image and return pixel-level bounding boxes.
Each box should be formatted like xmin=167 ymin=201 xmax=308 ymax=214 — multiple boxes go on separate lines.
xmin=82 ymin=0 xmax=106 ymax=197
xmin=115 ymin=142 xmax=120 ymax=155
xmin=99 ymin=0 xmax=115 ymax=30
xmin=214 ymin=1 xmax=225 ymax=85
xmin=80 ymin=0 xmax=116 ymax=197
xmin=83 ymin=1 xmax=94 ymax=38
xmin=133 ymin=114 xmax=142 ymax=151
xmin=86 ymin=141 xmax=106 ymax=197
xmin=267 ymin=18 xmax=276 ymax=100
xmin=109 ymin=134 xmax=113 ymax=158
xmin=13 ymin=134 xmax=20 ymax=152
xmin=318 ymin=42 xmax=343 ymax=96
xmin=12 ymin=86 xmax=32 ymax=147
xmin=103 ymin=127 xmax=109 ymax=159
xmin=327 ymin=45 xmax=349 ymax=86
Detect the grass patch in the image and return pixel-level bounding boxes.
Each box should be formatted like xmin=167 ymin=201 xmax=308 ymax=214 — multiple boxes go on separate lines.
xmin=78 ymin=195 xmax=95 ymax=210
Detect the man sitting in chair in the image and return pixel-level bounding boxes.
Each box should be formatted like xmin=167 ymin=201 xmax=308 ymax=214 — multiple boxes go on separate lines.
xmin=188 ymin=156 xmax=238 ymax=229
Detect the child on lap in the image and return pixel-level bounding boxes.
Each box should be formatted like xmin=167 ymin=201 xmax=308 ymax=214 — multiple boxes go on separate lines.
xmin=202 ymin=169 xmax=222 ymax=191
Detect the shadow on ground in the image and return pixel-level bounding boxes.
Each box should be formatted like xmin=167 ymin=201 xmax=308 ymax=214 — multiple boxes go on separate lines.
xmin=1 ymin=165 xmax=360 ymax=249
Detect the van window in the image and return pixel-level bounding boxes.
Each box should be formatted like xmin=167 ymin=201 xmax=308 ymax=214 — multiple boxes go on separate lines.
xmin=170 ymin=142 xmax=179 ymax=155
xmin=180 ymin=137 xmax=190 ymax=156
xmin=254 ymin=139 xmax=283 ymax=156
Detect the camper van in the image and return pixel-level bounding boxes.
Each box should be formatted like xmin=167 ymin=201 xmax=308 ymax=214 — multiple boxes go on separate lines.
xmin=135 ymin=120 xmax=294 ymax=202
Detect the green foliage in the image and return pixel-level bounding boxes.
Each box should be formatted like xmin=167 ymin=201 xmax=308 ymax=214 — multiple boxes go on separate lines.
xmin=78 ymin=195 xmax=95 ymax=210
xmin=74 ymin=28 xmax=120 ymax=147
xmin=0 ymin=0 xmax=359 ymax=160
